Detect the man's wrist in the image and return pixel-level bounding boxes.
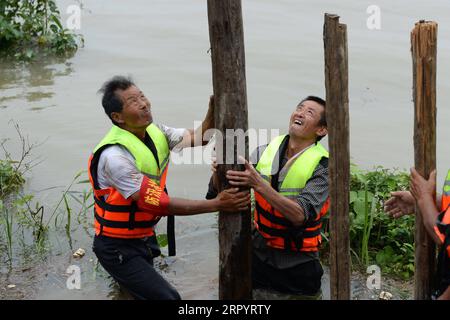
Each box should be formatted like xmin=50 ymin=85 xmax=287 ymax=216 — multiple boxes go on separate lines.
xmin=253 ymin=178 xmax=266 ymax=194
xmin=416 ymin=193 xmax=434 ymax=206
xmin=210 ymin=198 xmax=220 ymax=212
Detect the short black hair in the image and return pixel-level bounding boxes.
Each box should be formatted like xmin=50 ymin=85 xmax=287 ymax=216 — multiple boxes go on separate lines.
xmin=98 ymin=76 xmax=135 ymax=125
xmin=299 ymin=95 xmax=327 ymax=141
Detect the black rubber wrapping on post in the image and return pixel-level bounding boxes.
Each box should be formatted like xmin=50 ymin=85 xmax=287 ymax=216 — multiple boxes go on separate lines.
xmin=167 ymin=215 xmax=176 ymax=256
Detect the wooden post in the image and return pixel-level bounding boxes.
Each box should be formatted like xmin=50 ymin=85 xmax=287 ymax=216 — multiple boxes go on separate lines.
xmin=323 ymin=13 xmax=351 ymax=300
xmin=207 ymin=0 xmax=252 ymax=300
xmin=411 ymin=20 xmax=437 ymax=300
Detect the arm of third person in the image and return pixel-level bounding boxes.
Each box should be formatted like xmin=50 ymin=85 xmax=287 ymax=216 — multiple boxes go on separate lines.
xmin=410 ymin=168 xmax=442 ymax=245
xmin=438 ymin=285 xmax=450 ymax=300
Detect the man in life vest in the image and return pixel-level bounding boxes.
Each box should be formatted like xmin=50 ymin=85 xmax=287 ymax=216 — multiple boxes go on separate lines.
xmin=385 ymin=168 xmax=450 ymax=300
xmin=206 ymin=96 xmax=329 ymax=298
xmin=90 ymin=76 xmax=250 ymax=300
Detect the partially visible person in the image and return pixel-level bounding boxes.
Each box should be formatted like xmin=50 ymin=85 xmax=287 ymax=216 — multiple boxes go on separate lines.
xmin=385 ymin=168 xmax=450 ymax=300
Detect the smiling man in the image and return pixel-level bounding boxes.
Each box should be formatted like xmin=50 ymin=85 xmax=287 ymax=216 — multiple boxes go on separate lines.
xmin=207 ymin=96 xmax=329 ymax=298
xmin=89 ymin=76 xmax=250 ymax=300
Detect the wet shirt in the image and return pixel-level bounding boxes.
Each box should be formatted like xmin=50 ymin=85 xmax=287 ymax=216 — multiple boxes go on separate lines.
xmin=97 ymin=123 xmax=186 ymax=199
xmin=206 ymin=143 xmax=329 ymax=269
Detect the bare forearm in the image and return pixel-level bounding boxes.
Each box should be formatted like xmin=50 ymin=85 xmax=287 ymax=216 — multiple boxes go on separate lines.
xmin=188 ymin=125 xmax=210 ymax=147
xmin=416 ymin=195 xmax=442 ymax=244
xmin=168 ymin=197 xmax=219 ymax=215
xmin=131 ymin=191 xmax=217 ymax=215
xmin=191 ymin=95 xmax=215 ymax=147
xmin=438 ymin=285 xmax=450 ymax=300
xmin=256 ymin=182 xmax=305 ymax=226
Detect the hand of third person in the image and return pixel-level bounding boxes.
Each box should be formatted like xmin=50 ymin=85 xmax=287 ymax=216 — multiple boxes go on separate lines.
xmin=384 ymin=191 xmax=415 ymax=218
xmin=409 ymin=167 xmax=436 ymax=203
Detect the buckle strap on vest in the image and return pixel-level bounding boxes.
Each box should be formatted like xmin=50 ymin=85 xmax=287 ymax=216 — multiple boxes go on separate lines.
xmin=94 ymin=211 xmax=159 ymax=229
xmin=257 ymin=222 xmax=321 ymax=251
xmin=94 ymin=196 xmax=160 ymax=230
xmin=129 ymin=201 xmax=137 ymax=230
xmin=255 ymin=200 xmax=321 ymax=229
xmin=94 ymin=196 xmax=135 ymax=212
xmin=255 ymin=201 xmax=291 ymax=227
xmin=286 ymin=226 xmax=304 ymax=251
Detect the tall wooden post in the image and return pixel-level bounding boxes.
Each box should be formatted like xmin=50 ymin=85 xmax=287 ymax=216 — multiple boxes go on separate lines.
xmin=411 ymin=20 xmax=437 ymax=300
xmin=323 ymin=13 xmax=351 ymax=300
xmin=207 ymin=0 xmax=252 ymax=300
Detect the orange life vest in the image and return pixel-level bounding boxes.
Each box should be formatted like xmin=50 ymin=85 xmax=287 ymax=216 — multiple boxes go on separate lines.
xmin=255 ymin=193 xmax=330 ymax=252
xmin=435 ymin=170 xmax=450 ymax=257
xmin=254 ymin=135 xmax=330 ymax=252
xmin=435 ymin=170 xmax=450 ymax=295
xmin=88 ymin=124 xmax=170 ymax=239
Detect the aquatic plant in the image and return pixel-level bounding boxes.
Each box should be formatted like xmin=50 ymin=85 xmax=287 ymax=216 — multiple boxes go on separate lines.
xmin=0 ymin=0 xmax=83 ymax=61
xmin=0 ymin=123 xmax=93 ymax=264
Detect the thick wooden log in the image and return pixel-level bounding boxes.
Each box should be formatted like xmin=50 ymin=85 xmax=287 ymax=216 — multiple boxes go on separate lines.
xmin=207 ymin=0 xmax=252 ymax=300
xmin=411 ymin=20 xmax=437 ymax=300
xmin=323 ymin=13 xmax=351 ymax=300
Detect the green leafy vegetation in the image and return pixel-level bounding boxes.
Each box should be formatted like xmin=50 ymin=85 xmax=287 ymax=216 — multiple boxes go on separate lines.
xmin=322 ymin=165 xmax=414 ymax=279
xmin=0 ymin=158 xmax=25 ymax=197
xmin=0 ymin=0 xmax=83 ymax=61
xmin=157 ymin=233 xmax=168 ymax=248
xmin=0 ymin=123 xmax=43 ymax=260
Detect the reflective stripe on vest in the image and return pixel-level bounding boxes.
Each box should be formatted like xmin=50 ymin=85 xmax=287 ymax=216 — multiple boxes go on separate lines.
xmin=88 ymin=124 xmax=170 ymax=239
xmin=254 ymin=135 xmax=329 ymax=252
xmin=442 ymin=170 xmax=450 ymax=207
xmin=93 ymin=124 xmax=170 ymax=182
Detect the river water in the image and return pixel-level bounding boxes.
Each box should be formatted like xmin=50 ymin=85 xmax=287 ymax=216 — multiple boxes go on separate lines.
xmin=0 ymin=0 xmax=449 ymax=299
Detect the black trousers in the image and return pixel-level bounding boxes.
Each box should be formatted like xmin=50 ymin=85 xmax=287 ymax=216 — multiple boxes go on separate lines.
xmin=93 ymin=234 xmax=181 ymax=300
xmin=252 ymin=251 xmax=323 ymax=296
